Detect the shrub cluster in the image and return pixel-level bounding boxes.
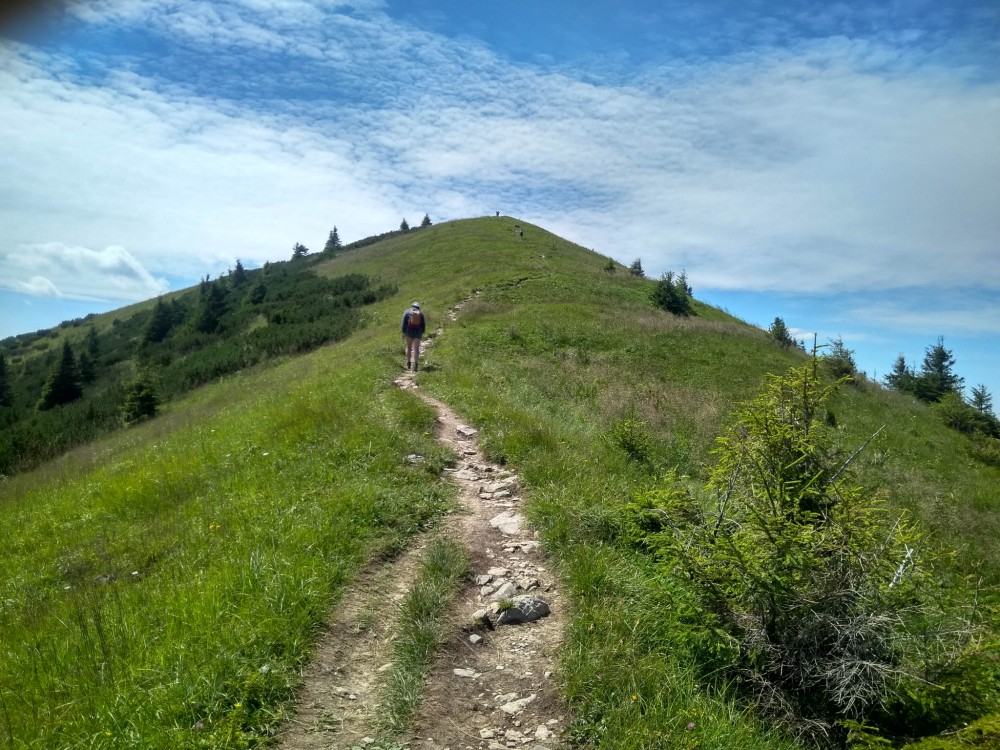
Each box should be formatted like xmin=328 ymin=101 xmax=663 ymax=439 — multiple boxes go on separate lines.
xmin=652 ymin=270 xmax=693 ymax=316
xmin=623 ymin=364 xmax=994 ymax=745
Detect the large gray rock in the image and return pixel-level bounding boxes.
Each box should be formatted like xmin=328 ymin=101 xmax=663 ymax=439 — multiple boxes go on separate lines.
xmin=489 ymin=511 xmax=523 ymax=535
xmin=496 ymin=597 xmax=550 ymax=625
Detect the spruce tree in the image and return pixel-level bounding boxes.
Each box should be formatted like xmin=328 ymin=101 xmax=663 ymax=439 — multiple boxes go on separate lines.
xmin=194 ymin=282 xmax=227 ymax=334
xmin=78 ymin=351 xmax=96 ymax=383
xmin=143 ymin=297 xmax=174 ymax=344
xmin=85 ymin=326 xmax=100 ymax=363
xmin=121 ymin=366 xmax=159 ymax=423
xmin=823 ymin=336 xmax=857 ymax=380
xmin=0 ymin=352 xmax=12 ymax=407
xmin=399 ymin=218 xmax=410 ymax=232
xmin=637 ymin=364 xmax=975 ymax=734
xmin=769 ymin=317 xmax=795 ymax=348
xmin=231 ymin=259 xmax=247 ymax=286
xmin=628 ymin=258 xmax=645 ymax=278
xmin=420 ymin=213 xmax=432 ymax=228
xmin=914 ymin=337 xmax=963 ymax=403
xmin=971 ymin=384 xmax=994 ymax=416
xmin=677 ymin=270 xmax=692 ymax=297
xmin=37 ymin=341 xmax=83 ymax=410
xmin=291 ymin=242 xmax=309 ymax=259
xmin=884 ymin=354 xmax=915 ymax=393
xmin=247 ymin=281 xmax=267 ymax=305
xmin=652 ymin=271 xmax=693 ymax=316
xmin=324 ymin=227 xmax=342 ymax=254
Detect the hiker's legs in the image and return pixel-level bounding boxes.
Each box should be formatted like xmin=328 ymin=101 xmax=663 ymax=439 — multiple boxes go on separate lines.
xmin=405 ymin=336 xmax=421 ymax=369
xmin=410 ymin=337 xmax=422 ymax=369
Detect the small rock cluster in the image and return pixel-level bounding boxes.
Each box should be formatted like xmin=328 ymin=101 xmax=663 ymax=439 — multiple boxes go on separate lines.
xmin=429 ymin=425 xmax=561 ymax=749
xmin=442 ymin=456 xmax=553 ymax=638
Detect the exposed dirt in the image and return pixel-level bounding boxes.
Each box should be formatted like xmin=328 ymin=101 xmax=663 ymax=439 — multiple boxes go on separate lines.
xmin=275 ymin=300 xmax=569 ymax=750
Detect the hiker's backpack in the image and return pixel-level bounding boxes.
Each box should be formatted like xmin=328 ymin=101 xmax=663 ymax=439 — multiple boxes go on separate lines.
xmin=408 ymin=310 xmax=423 ymax=329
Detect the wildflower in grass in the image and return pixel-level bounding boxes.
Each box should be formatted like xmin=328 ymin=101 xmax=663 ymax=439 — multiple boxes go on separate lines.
xmin=195 ymin=721 xmax=204 ymax=730
xmin=234 ymin=702 xmax=241 ymax=709
xmin=686 ymin=722 xmax=696 ymax=731
xmin=104 ymin=730 xmax=112 ymax=736
xmin=631 ymin=694 xmax=638 ymax=702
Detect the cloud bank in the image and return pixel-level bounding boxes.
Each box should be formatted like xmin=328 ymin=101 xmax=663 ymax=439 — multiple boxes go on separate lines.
xmin=0 ymin=0 xmax=997 ymax=323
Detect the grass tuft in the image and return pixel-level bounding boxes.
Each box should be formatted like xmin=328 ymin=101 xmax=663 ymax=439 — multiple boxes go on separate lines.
xmin=376 ymin=536 xmax=469 ymax=734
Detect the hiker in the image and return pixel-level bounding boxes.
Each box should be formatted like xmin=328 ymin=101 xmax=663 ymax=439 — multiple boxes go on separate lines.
xmin=401 ymin=302 xmax=426 ymax=371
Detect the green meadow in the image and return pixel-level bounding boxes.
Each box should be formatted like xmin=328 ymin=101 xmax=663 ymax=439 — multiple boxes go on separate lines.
xmin=2 ymin=217 xmax=998 ymax=748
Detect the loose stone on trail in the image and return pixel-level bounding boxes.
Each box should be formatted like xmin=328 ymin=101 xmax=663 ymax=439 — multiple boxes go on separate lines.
xmin=482 ymin=478 xmax=518 ymax=494
xmin=489 ymin=511 xmax=523 ymax=535
xmin=456 ymin=424 xmax=478 ymax=438
xmin=504 ymin=540 xmax=540 ymax=553
xmin=496 ymin=597 xmax=551 ymax=626
xmin=489 ymin=582 xmax=518 ymax=602
xmin=499 ymin=693 xmax=536 ymax=715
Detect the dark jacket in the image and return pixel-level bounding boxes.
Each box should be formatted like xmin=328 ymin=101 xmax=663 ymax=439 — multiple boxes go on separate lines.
xmin=401 ymin=308 xmax=426 ymax=338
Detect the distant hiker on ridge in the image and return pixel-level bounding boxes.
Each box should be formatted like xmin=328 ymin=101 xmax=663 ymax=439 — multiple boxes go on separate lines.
xmin=402 ymin=302 xmax=426 ymax=371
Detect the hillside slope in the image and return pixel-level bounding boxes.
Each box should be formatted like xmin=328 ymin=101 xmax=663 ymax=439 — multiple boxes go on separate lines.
xmin=1 ymin=216 xmax=997 ymax=749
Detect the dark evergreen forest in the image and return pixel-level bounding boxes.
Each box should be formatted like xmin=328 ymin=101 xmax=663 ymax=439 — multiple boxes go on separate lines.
xmin=0 ymin=256 xmax=396 ymax=476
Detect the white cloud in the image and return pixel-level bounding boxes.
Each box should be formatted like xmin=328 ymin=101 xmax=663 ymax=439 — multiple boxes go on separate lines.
xmin=0 ymin=49 xmax=408 ymax=282
xmin=19 ymin=276 xmax=62 ymax=297
xmin=856 ymin=298 xmax=1000 ymax=336
xmin=524 ymin=55 xmax=1000 ymax=294
xmin=1 ymin=243 xmax=168 ymax=301
xmin=1 ymin=0 xmax=998 ymax=310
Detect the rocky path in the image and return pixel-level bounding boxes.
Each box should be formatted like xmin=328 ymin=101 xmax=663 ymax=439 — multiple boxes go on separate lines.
xmin=276 ymin=300 xmax=568 ymax=750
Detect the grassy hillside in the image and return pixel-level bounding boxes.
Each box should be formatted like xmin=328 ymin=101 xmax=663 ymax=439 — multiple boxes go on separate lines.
xmin=1 ymin=216 xmax=997 ymax=748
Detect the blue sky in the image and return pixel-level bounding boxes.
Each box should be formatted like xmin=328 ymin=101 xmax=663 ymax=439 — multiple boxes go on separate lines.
xmin=1 ymin=0 xmax=998 ymax=399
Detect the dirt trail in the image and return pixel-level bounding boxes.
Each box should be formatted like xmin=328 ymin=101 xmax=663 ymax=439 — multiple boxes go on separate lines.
xmin=276 ymin=300 xmax=569 ymax=750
